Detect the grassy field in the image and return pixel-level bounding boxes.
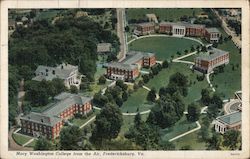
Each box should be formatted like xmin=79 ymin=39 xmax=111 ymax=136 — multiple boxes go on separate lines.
xmin=35 ymin=10 xmax=61 ymax=21
xmin=145 ymin=63 xmax=210 ymax=107
xmin=25 ymin=139 xmax=37 ymax=148
xmin=119 ymin=113 xmax=149 ymax=135
xmin=210 ymin=29 xmax=241 ymax=99
xmin=126 ymin=8 xmax=204 ymax=22
xmin=71 ymin=109 xmax=100 ymax=127
xmin=12 ymin=133 xmax=32 ymax=146
xmin=120 ymin=88 xmax=154 ymax=113
xmin=172 ymin=129 xmax=207 ymax=150
xmin=160 ymin=115 xmax=197 ymax=141
xmin=129 ymin=36 xmax=200 ymax=60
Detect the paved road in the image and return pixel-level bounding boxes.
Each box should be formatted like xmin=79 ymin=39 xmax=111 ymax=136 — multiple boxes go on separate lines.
xmin=116 ymin=8 xmax=126 ymax=61
xmin=8 ymin=128 xmax=33 ymax=151
xmin=212 ymin=9 xmax=241 ymax=48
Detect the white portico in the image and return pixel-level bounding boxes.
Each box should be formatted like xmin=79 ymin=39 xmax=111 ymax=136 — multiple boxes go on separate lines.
xmin=32 ymin=63 xmax=82 ymax=89
xmin=172 ymin=25 xmax=186 ymax=37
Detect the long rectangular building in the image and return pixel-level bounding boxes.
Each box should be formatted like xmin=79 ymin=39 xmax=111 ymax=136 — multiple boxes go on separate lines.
xmin=20 ymin=92 xmax=92 ymax=139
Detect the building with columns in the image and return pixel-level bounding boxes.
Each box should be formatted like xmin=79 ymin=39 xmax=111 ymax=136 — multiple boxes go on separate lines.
xmin=32 ymin=63 xmax=82 ymax=89
xmin=172 ymin=25 xmax=186 ymax=37
xmin=214 ymin=111 xmax=241 ymax=134
xmin=20 ymin=92 xmax=92 ymax=139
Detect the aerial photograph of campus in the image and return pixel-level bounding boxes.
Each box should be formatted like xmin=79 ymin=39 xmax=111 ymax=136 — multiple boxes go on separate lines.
xmin=8 ymin=8 xmax=242 ymax=151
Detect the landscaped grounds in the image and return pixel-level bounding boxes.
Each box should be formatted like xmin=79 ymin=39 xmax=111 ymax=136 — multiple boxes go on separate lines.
xmin=129 ymin=36 xmax=201 ymax=60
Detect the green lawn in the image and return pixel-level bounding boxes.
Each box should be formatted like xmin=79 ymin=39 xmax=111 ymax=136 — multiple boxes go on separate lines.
xmin=120 ymin=88 xmax=154 ymax=113
xmin=172 ymin=130 xmax=207 ymax=150
xmin=127 ymin=8 xmax=203 ymax=22
xmin=145 ymin=63 xmax=210 ymax=106
xmin=12 ymin=133 xmax=32 ymax=146
xmin=160 ymin=115 xmax=197 ymax=141
xmin=35 ymin=10 xmax=61 ymax=21
xmin=129 ymin=36 xmax=200 ymax=60
xmin=25 ymin=139 xmax=37 ymax=148
xmin=120 ymin=113 xmax=149 ymax=135
xmin=210 ymin=29 xmax=241 ymax=99
xmin=71 ymin=109 xmax=100 ymax=127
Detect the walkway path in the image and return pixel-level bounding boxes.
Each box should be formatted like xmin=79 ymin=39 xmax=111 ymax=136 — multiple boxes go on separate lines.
xmin=127 ymin=34 xmax=204 ymax=46
xmin=169 ymin=121 xmax=201 ymax=142
xmin=122 ymin=110 xmax=151 ymax=116
xmin=22 ymin=138 xmax=35 ymax=147
xmin=206 ymin=72 xmax=216 ymax=92
xmin=172 ymin=51 xmax=197 ymax=65
xmin=80 ymin=116 xmax=96 ymax=129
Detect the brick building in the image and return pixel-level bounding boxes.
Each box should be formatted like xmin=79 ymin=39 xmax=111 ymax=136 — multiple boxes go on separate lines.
xmin=159 ymin=22 xmax=205 ymax=37
xmin=205 ymin=28 xmax=222 ymax=43
xmin=20 ymin=92 xmax=92 ymax=139
xmin=214 ymin=111 xmax=241 ymax=134
xmin=106 ymin=51 xmax=156 ymax=81
xmin=194 ymin=47 xmax=229 ymax=74
xmin=134 ymin=22 xmax=155 ymax=36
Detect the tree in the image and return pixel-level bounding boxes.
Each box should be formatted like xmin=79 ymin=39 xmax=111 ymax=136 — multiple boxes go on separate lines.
xmin=147 ymin=88 xmax=157 ymax=102
xmin=162 ymin=60 xmax=169 ymax=68
xmin=70 ymin=85 xmax=78 ymax=94
xmin=116 ymin=80 xmax=127 ymax=91
xmin=134 ymin=113 xmax=142 ymax=127
xmin=201 ymin=46 xmax=207 ymax=52
xmin=125 ymin=26 xmax=130 ymax=32
xmin=60 ymin=126 xmax=82 ymax=150
xmin=91 ymin=103 xmax=123 ymax=145
xmin=187 ymin=102 xmax=200 ymax=122
xmin=201 ymin=88 xmax=211 ymax=106
xmin=122 ymin=91 xmax=128 ymax=101
xmin=223 ymin=130 xmax=241 ymax=150
xmin=98 ymin=75 xmax=106 ymax=84
xmin=34 ymin=137 xmax=53 ymax=150
xmin=158 ymin=141 xmax=175 ymax=150
xmin=115 ymin=97 xmax=123 ymax=107
xmin=207 ymin=133 xmax=222 ymax=150
xmin=169 ymin=72 xmax=188 ymax=97
xmin=142 ymin=74 xmax=150 ymax=83
xmin=211 ymin=94 xmax=223 ymax=109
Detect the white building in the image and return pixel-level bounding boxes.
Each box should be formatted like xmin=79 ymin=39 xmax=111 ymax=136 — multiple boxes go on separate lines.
xmin=172 ymin=25 xmax=186 ymax=37
xmin=32 ymin=63 xmax=82 ymax=89
xmin=214 ymin=111 xmax=241 ymax=134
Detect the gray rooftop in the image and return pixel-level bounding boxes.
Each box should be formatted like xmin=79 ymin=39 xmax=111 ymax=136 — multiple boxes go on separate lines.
xmin=159 ymin=21 xmax=205 ymax=29
xmin=106 ymin=62 xmax=138 ymax=71
xmin=206 ymin=27 xmax=220 ymax=33
xmin=21 ymin=93 xmax=92 ymax=126
xmin=20 ymin=112 xmax=62 ymax=127
xmin=33 ymin=63 xmax=78 ymax=81
xmin=196 ymin=47 xmax=229 ymax=61
xmin=122 ymin=51 xmax=155 ymax=65
xmin=43 ymin=93 xmax=92 ymax=116
xmin=97 ymin=43 xmax=111 ymax=53
xmin=217 ymin=111 xmax=241 ymax=125
xmin=137 ymin=22 xmax=155 ymax=27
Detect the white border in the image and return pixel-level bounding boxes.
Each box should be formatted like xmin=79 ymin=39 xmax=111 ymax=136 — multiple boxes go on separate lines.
xmin=1 ymin=0 xmax=249 ymax=159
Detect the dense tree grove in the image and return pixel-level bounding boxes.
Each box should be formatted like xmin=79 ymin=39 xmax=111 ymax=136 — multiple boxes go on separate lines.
xmin=9 ymin=10 xmax=120 ymax=127
xmin=60 ymin=125 xmax=83 ymax=150
xmin=187 ymin=102 xmax=200 ymax=122
xmin=25 ymin=78 xmax=66 ymax=107
xmin=93 ymin=80 xmax=128 ymax=108
xmin=90 ymin=104 xmax=123 ymax=146
xmin=34 ymin=137 xmax=54 ymax=150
